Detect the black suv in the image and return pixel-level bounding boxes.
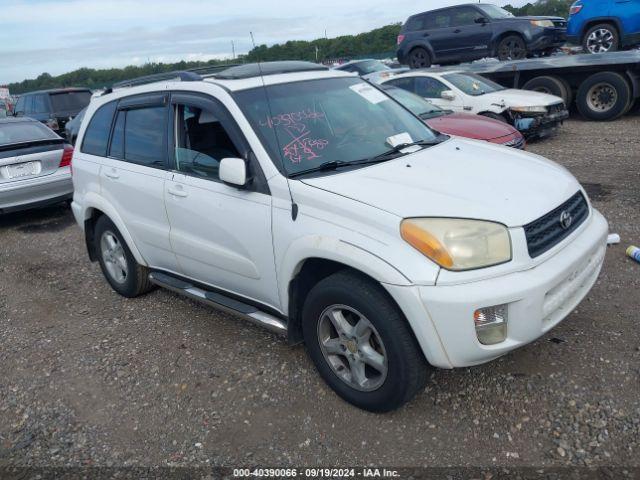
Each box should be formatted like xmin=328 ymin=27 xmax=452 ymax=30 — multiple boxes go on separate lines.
xmin=13 ymin=88 xmax=92 ymax=137
xmin=397 ymin=3 xmax=567 ymax=68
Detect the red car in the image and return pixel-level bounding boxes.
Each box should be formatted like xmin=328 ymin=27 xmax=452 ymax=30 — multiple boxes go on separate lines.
xmin=382 ymin=85 xmax=525 ymax=149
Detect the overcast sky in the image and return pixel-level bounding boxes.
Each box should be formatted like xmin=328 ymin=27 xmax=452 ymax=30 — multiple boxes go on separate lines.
xmin=0 ymin=0 xmax=529 ymax=84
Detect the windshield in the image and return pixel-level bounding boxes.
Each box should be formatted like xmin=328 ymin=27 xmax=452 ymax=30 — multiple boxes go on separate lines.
xmin=443 ymin=73 xmax=506 ymax=96
xmin=355 ymin=60 xmax=390 ymax=74
xmin=234 ymin=77 xmax=439 ymax=176
xmin=49 ymin=91 xmax=91 ymax=112
xmin=0 ymin=121 xmax=58 ymax=145
xmin=478 ymin=5 xmax=514 ymax=19
xmin=382 ymin=86 xmax=446 ymax=119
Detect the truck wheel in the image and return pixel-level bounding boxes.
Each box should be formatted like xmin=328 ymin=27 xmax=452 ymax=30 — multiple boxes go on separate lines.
xmin=576 ymin=72 xmax=631 ymax=121
xmin=497 ymin=35 xmax=527 ymax=61
xmin=94 ymin=216 xmax=155 ymax=298
xmin=408 ymin=48 xmax=432 ymax=69
xmin=582 ymin=23 xmax=619 ymax=54
xmin=523 ymin=76 xmax=572 ymax=106
xmin=301 ymin=270 xmax=428 ymax=412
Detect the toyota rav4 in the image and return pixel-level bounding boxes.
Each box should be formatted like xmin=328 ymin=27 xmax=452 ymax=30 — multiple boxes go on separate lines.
xmin=71 ymin=61 xmax=608 ymax=412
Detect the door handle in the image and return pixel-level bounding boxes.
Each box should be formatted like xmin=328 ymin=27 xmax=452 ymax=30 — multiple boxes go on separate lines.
xmin=168 ymin=186 xmax=188 ymax=198
xmin=104 ymin=170 xmax=119 ymax=179
xmin=423 ymin=32 xmax=430 ymax=37
xmin=454 ymin=29 xmax=462 ymax=33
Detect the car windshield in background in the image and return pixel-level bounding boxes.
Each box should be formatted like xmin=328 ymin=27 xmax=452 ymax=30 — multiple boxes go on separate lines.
xmin=0 ymin=121 xmax=58 ymax=146
xmin=477 ymin=5 xmax=514 ymax=19
xmin=234 ymin=77 xmax=439 ymax=176
xmin=443 ymin=73 xmax=506 ymax=96
xmin=383 ymin=86 xmax=446 ymax=119
xmin=50 ymin=91 xmax=91 ymax=112
xmin=355 ymin=60 xmax=390 ymax=74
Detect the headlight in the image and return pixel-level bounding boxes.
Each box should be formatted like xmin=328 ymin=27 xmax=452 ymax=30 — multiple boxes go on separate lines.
xmin=510 ymin=106 xmax=548 ymax=114
xmin=400 ymin=218 xmax=512 ymax=271
xmin=530 ymin=19 xmax=554 ymax=28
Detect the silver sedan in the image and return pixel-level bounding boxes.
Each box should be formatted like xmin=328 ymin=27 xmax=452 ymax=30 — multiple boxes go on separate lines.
xmin=0 ymin=117 xmax=73 ymax=214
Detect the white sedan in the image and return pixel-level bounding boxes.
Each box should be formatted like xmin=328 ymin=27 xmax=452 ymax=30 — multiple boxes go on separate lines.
xmin=381 ymin=70 xmax=569 ymax=138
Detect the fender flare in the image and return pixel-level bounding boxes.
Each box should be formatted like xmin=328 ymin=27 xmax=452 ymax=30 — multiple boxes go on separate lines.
xmin=80 ymin=192 xmax=148 ymax=266
xmin=278 ymin=235 xmax=412 ymax=314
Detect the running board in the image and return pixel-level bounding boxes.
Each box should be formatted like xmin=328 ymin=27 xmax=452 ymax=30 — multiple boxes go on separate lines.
xmin=148 ymin=271 xmax=287 ymax=335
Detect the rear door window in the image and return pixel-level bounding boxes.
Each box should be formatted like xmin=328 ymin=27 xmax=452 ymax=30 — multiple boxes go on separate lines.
xmin=81 ymin=101 xmax=117 ymax=157
xmin=451 ymin=7 xmax=484 ymax=26
xmin=424 ymin=10 xmax=452 ymax=29
xmin=385 ymin=77 xmax=416 ymax=94
xmin=49 ymin=91 xmax=92 ymax=112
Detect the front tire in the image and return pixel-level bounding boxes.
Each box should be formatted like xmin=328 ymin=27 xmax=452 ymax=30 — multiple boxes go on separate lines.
xmin=408 ymin=47 xmax=432 ymax=69
xmin=497 ymin=35 xmax=527 ymax=61
xmin=582 ymin=23 xmax=619 ymax=54
xmin=301 ymin=271 xmax=428 ymax=412
xmin=94 ymin=216 xmax=155 ymax=298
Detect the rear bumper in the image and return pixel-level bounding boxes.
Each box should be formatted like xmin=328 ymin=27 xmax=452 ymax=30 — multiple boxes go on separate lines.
xmin=385 ymin=209 xmax=608 ymax=369
xmin=0 ymin=168 xmax=73 ymax=213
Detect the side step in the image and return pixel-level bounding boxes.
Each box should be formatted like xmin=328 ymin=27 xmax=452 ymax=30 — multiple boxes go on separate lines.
xmin=148 ymin=271 xmax=287 ymax=335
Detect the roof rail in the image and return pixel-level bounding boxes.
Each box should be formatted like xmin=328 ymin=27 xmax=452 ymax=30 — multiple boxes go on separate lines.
xmin=188 ymin=64 xmax=241 ymax=77
xmin=110 ymin=70 xmax=202 ymax=90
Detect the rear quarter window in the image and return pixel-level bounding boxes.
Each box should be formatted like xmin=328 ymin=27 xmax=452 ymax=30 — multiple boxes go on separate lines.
xmin=81 ymin=101 xmax=117 ymax=157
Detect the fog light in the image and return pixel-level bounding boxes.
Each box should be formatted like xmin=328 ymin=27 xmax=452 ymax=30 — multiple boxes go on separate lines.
xmin=474 ymin=304 xmax=508 ymax=345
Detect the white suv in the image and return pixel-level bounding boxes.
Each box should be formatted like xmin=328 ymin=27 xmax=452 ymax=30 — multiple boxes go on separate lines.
xmin=71 ymin=61 xmax=608 ymax=412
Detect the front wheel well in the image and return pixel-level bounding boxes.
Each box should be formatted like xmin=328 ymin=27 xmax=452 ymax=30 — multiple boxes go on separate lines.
xmin=286 ymin=259 xmax=403 ymax=345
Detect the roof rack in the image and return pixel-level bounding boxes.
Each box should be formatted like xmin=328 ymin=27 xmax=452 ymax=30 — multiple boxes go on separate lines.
xmin=209 ymin=61 xmax=329 ymax=80
xmin=188 ymin=64 xmax=241 ymax=77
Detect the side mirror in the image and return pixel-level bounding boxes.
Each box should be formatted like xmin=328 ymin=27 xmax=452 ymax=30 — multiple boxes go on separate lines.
xmin=219 ymin=157 xmax=248 ymax=187
xmin=441 ymin=90 xmax=456 ymax=101
xmin=475 ymin=16 xmax=489 ymax=24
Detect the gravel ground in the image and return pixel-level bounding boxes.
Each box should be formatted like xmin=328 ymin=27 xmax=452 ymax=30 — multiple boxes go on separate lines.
xmin=0 ymin=113 xmax=639 ymax=471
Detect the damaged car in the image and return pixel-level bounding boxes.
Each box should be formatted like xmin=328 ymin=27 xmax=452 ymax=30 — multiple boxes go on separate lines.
xmin=382 ymin=70 xmax=569 ymax=138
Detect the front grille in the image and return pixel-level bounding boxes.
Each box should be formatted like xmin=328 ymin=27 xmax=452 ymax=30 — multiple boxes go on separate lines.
xmin=524 ymin=192 xmax=589 ymax=258
xmin=547 ymin=102 xmax=566 ymax=115
xmin=504 ymin=136 xmax=525 ymax=150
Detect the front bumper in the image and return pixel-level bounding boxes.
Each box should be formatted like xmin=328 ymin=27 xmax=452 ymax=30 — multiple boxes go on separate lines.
xmin=0 ymin=168 xmax=73 ymax=213
xmin=488 ymin=132 xmax=526 ymax=149
xmin=529 ymin=28 xmax=567 ymax=50
xmin=510 ymin=108 xmax=570 ymax=138
xmin=385 ymin=209 xmax=608 ymax=369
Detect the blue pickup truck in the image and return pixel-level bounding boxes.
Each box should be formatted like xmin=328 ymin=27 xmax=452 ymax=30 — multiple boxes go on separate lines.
xmin=568 ymin=0 xmax=640 ymax=53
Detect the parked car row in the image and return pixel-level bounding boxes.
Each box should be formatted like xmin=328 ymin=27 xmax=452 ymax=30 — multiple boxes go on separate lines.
xmin=42 ymin=61 xmax=606 ymax=413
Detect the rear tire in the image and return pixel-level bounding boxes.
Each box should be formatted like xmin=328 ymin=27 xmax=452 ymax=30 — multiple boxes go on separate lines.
xmin=497 ymin=35 xmax=527 ymax=61
xmin=523 ymin=76 xmax=572 ymax=107
xmin=576 ymin=71 xmax=631 ymax=121
xmin=582 ymin=23 xmax=619 ymax=54
xmin=301 ymin=270 xmax=428 ymax=412
xmin=94 ymin=216 xmax=155 ymax=298
xmin=408 ymin=47 xmax=432 ymax=69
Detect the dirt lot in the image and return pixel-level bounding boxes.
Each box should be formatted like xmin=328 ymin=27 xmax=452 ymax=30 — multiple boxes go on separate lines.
xmin=1 ymin=114 xmax=639 ymax=470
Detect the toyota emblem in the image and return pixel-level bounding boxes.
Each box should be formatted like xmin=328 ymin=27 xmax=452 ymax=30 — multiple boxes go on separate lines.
xmin=559 ymin=210 xmax=573 ymax=230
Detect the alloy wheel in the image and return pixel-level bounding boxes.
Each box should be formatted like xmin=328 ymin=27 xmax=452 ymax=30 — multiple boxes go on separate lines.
xmin=100 ymin=230 xmax=128 ymax=284
xmin=586 ymin=29 xmax=614 ymax=53
xmin=317 ymin=304 xmax=388 ymax=392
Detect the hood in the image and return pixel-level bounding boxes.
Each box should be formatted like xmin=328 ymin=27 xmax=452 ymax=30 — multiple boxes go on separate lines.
xmin=482 ymin=89 xmax=563 ymax=108
xmin=426 ymin=113 xmax=518 ymax=140
xmin=301 ymin=137 xmax=580 ymax=227
xmin=517 ymin=15 xmax=566 ymax=21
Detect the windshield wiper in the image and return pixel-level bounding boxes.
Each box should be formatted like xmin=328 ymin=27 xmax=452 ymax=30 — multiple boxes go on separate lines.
xmin=373 ymin=139 xmax=442 ymax=160
xmin=288 ymin=157 xmax=397 ymax=179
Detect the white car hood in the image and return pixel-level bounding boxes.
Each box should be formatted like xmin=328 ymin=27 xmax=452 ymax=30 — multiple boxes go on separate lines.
xmin=301 ymin=138 xmax=581 ymax=227
xmin=482 ymin=88 xmax=563 ymax=107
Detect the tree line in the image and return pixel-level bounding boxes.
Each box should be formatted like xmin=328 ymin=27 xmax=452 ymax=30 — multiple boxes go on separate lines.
xmin=6 ymin=0 xmax=571 ymax=94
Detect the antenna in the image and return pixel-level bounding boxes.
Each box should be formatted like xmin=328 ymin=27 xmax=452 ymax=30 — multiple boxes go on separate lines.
xmin=250 ymin=32 xmax=298 ymax=220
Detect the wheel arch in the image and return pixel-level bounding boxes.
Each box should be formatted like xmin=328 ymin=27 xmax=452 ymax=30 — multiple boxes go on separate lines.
xmin=281 ymin=238 xmax=413 ymax=345
xmin=492 ymin=30 xmax=526 ymax=55
xmin=80 ymin=192 xmax=147 ymax=266
xmin=580 ymin=17 xmax=622 ymax=40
